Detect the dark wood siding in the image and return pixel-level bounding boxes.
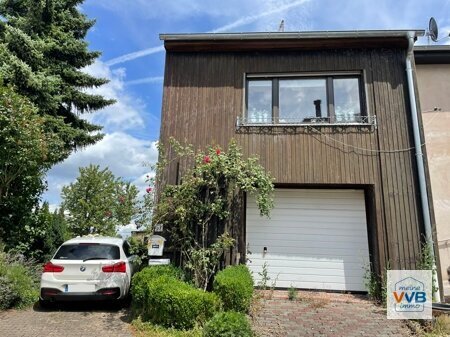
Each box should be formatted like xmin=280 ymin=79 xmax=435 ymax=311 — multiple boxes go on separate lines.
xmin=160 ymin=48 xmax=426 ymax=272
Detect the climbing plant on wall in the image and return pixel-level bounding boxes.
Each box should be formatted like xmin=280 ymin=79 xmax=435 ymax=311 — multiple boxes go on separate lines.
xmin=153 ymin=138 xmax=274 ymax=290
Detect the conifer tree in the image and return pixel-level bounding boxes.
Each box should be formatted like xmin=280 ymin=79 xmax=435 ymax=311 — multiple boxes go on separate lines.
xmin=0 ymin=0 xmax=114 ymax=162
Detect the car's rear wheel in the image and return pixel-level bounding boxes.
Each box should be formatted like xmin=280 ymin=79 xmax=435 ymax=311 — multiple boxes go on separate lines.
xmin=112 ymin=294 xmax=131 ymax=309
xmin=38 ymin=298 xmax=53 ymax=309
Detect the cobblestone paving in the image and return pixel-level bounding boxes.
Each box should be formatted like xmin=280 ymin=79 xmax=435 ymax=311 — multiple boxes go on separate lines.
xmin=0 ymin=292 xmax=415 ymax=337
xmin=0 ymin=302 xmax=132 ymax=337
xmin=251 ymin=291 xmax=414 ymax=337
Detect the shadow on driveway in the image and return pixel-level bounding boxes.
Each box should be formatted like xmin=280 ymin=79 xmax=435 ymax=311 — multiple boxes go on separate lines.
xmin=32 ymin=299 xmax=133 ymax=323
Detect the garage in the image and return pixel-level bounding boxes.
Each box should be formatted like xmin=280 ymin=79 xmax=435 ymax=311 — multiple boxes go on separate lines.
xmin=246 ymin=189 xmax=370 ymax=291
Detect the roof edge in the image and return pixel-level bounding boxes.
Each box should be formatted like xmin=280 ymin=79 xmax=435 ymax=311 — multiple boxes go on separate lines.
xmin=160 ymin=30 xmax=425 ymax=41
xmin=414 ymin=45 xmax=450 ymax=64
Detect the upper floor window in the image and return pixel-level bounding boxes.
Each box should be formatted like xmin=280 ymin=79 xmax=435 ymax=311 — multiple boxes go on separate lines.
xmin=245 ymin=74 xmax=365 ymax=125
xmin=247 ymin=80 xmax=272 ymax=123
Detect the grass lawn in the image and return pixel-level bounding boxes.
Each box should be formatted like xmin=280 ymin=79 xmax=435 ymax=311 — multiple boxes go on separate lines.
xmin=131 ymin=318 xmax=202 ymax=337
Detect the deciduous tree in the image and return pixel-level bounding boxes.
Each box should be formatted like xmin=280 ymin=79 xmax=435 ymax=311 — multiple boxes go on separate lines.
xmin=62 ymin=165 xmax=139 ymax=236
xmin=0 ymin=85 xmax=65 ymax=250
xmin=12 ymin=202 xmax=69 ymax=262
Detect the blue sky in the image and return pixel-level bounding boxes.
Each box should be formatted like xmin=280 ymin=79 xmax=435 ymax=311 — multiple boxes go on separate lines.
xmin=44 ymin=0 xmax=450 ymax=209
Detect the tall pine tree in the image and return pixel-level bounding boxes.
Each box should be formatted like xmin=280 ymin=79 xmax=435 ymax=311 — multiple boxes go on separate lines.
xmin=0 ymin=0 xmax=114 ymax=162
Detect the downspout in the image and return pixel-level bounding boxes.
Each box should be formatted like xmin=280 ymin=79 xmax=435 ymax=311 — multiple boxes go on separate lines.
xmin=405 ymin=31 xmax=441 ymax=302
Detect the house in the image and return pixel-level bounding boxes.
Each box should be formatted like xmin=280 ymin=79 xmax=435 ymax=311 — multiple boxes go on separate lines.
xmin=158 ymin=30 xmax=441 ymax=296
xmin=414 ymin=45 xmax=450 ymax=297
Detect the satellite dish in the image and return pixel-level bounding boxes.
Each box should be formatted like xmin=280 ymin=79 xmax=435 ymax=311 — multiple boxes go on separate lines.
xmin=428 ymin=17 xmax=438 ymax=42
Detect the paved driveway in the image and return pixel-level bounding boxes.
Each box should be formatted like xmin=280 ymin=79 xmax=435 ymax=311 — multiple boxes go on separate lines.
xmin=251 ymin=291 xmax=413 ymax=337
xmin=0 ymin=292 xmax=414 ymax=337
xmin=0 ymin=302 xmax=132 ymax=337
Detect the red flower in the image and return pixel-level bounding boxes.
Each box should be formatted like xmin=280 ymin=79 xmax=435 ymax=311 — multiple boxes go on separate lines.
xmin=216 ymin=148 xmax=221 ymax=155
xmin=203 ymin=155 xmax=211 ymax=164
xmin=146 ymin=187 xmax=152 ymax=193
xmin=119 ymin=196 xmax=125 ymax=203
xmin=105 ymin=211 xmax=112 ymax=217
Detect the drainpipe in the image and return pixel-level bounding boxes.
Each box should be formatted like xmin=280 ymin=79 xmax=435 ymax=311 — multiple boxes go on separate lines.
xmin=405 ymin=31 xmax=441 ymax=302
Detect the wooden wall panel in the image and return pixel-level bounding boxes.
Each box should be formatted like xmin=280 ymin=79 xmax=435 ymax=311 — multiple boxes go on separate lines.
xmin=160 ymin=48 xmax=425 ymax=272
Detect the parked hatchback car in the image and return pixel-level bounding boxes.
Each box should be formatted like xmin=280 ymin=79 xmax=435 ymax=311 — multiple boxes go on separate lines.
xmin=40 ymin=236 xmax=137 ymax=305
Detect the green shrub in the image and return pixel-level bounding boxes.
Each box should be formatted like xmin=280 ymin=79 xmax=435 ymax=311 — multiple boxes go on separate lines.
xmin=0 ymin=250 xmax=40 ymax=310
xmin=213 ymin=265 xmax=253 ymax=312
xmin=128 ymin=237 xmax=148 ymax=270
xmin=131 ymin=264 xmax=184 ymax=316
xmin=203 ymin=311 xmax=253 ymax=337
xmin=145 ymin=275 xmax=221 ymax=329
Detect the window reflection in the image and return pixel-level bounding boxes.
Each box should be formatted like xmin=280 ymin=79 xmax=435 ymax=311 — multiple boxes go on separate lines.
xmin=246 ymin=76 xmax=364 ymax=125
xmin=248 ymin=80 xmax=272 ymax=123
xmin=334 ymin=78 xmax=361 ymax=122
xmin=279 ymin=79 xmax=328 ymax=123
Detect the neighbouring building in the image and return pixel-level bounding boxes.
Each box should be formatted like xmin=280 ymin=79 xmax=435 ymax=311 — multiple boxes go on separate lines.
xmin=158 ymin=30 xmax=441 ymax=295
xmin=415 ymin=45 xmax=450 ymax=297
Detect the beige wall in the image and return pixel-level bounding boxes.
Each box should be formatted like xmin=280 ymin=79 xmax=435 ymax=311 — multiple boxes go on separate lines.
xmin=417 ymin=63 xmax=450 ymax=296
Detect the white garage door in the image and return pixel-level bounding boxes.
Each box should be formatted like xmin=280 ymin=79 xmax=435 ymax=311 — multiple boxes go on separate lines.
xmin=246 ymin=189 xmax=370 ymax=291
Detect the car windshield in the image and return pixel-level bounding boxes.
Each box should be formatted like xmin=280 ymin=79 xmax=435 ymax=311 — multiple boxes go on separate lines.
xmin=53 ymin=243 xmax=120 ymax=260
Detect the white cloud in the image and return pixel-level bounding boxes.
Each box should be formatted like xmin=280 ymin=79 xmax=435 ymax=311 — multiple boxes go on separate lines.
xmin=47 ymin=203 xmax=59 ymax=213
xmin=117 ymin=223 xmax=138 ymax=239
xmin=82 ymin=60 xmax=146 ymax=131
xmin=44 ymin=56 xmax=160 ymax=206
xmin=44 ymin=133 xmax=158 ymax=206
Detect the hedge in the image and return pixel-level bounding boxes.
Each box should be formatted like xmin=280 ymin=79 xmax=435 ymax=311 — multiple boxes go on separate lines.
xmin=144 ymin=275 xmax=221 ymax=329
xmin=203 ymin=311 xmax=253 ymax=337
xmin=213 ymin=265 xmax=253 ymax=313
xmin=131 ymin=265 xmax=184 ymax=317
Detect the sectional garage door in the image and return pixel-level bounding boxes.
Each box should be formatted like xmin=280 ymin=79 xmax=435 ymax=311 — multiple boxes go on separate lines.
xmin=246 ymin=189 xmax=370 ymax=291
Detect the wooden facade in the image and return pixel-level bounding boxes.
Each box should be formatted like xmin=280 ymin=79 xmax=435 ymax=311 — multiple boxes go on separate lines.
xmin=159 ymin=34 xmax=434 ymax=276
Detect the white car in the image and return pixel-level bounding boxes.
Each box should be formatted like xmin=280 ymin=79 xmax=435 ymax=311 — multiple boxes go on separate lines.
xmin=40 ymin=236 xmax=137 ymax=305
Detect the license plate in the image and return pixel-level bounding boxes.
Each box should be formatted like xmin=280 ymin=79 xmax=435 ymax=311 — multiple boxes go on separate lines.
xmin=66 ymin=284 xmax=95 ymax=292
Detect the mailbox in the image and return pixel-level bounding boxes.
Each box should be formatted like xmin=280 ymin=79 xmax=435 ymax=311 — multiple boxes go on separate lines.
xmin=148 ymin=235 xmax=166 ymax=256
